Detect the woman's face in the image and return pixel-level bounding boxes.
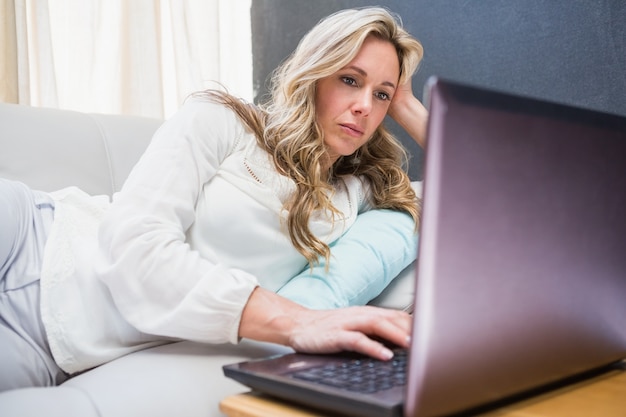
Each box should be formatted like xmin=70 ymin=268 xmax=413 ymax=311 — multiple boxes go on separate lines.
xmin=315 ymin=36 xmax=400 ymax=166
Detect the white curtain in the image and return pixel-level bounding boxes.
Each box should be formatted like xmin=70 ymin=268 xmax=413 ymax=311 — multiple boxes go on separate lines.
xmin=0 ymin=0 xmax=252 ymax=119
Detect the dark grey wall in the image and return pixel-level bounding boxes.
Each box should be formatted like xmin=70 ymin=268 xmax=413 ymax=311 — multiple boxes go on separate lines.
xmin=251 ymin=1 xmax=626 ymax=179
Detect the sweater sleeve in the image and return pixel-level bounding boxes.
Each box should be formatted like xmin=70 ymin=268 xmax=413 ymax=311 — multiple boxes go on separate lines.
xmin=277 ymin=208 xmax=418 ymax=309
xmin=95 ymin=98 xmax=258 ymax=344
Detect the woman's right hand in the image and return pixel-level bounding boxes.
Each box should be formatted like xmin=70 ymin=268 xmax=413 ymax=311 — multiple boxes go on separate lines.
xmin=239 ymin=287 xmax=411 ymax=360
xmin=288 ymin=304 xmax=411 ymax=360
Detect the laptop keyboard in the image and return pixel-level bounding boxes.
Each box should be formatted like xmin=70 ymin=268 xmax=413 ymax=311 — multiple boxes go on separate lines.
xmin=289 ymin=349 xmax=408 ymax=394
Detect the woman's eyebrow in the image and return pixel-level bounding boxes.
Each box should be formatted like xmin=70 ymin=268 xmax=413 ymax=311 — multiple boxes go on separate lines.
xmin=345 ymin=65 xmax=397 ymax=89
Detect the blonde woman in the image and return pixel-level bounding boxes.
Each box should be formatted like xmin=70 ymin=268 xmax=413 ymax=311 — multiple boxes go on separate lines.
xmin=0 ymin=7 xmax=428 ymax=390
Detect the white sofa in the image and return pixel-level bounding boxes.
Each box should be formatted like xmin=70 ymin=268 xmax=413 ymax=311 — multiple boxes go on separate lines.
xmin=0 ymin=102 xmax=414 ymax=417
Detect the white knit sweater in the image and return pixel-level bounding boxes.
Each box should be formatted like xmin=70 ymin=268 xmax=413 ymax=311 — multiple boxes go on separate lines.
xmin=40 ymin=98 xmax=369 ymax=374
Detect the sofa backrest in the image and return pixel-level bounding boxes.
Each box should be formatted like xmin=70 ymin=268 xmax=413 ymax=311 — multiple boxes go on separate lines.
xmin=0 ymin=102 xmax=161 ymax=197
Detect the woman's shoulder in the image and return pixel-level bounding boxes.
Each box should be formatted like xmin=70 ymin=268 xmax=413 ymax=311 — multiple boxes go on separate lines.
xmin=157 ymin=94 xmax=252 ymax=147
xmin=176 ymin=94 xmax=242 ymax=124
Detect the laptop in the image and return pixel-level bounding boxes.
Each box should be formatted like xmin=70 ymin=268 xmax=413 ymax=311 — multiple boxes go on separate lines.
xmin=223 ymin=78 xmax=626 ymax=417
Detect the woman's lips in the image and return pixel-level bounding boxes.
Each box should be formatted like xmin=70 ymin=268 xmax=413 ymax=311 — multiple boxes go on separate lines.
xmin=340 ymin=123 xmax=364 ymax=137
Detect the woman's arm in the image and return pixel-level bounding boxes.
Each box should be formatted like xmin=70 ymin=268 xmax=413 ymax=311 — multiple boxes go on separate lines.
xmin=239 ymin=286 xmax=412 ymax=360
xmin=96 ymin=98 xmax=258 ymax=344
xmin=388 ymin=78 xmax=429 ymax=148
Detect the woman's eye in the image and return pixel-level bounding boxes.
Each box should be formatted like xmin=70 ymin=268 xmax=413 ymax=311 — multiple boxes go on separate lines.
xmin=375 ymin=91 xmax=391 ymax=101
xmin=341 ymin=76 xmax=357 ymax=86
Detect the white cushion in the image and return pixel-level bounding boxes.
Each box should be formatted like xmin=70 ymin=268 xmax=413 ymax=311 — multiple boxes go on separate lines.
xmin=368 ymin=260 xmax=415 ymax=312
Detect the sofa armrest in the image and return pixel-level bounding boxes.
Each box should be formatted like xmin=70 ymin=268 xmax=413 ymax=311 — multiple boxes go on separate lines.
xmin=0 ymin=103 xmax=160 ymax=196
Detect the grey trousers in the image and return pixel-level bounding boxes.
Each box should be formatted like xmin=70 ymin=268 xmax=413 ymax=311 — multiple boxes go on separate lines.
xmin=0 ymin=179 xmax=68 ymax=392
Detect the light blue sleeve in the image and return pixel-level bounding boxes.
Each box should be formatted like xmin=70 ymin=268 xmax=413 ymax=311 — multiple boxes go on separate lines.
xmin=277 ymin=209 xmax=418 ymax=309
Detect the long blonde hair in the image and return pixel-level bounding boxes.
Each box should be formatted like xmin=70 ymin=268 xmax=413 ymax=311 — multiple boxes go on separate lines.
xmin=202 ymin=7 xmax=423 ymax=265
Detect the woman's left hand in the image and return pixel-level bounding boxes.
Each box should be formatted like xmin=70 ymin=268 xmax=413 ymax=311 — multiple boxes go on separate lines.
xmin=388 ymin=78 xmax=428 ymax=148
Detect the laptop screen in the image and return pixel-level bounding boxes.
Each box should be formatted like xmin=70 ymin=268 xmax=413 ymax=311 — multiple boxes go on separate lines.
xmin=406 ymin=77 xmax=626 ymax=416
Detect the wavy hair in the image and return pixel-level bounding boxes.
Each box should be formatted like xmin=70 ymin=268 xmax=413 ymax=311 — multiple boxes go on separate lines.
xmin=201 ymin=7 xmax=423 ymax=265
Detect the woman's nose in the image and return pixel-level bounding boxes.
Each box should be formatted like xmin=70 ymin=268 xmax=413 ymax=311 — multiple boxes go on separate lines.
xmin=351 ymin=91 xmax=372 ymax=116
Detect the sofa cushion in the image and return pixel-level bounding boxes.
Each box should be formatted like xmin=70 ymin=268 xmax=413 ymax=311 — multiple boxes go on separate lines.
xmin=278 ymin=208 xmax=418 ymax=310
xmin=0 ymin=386 xmax=99 ymax=417
xmin=61 ymin=340 xmax=292 ymax=417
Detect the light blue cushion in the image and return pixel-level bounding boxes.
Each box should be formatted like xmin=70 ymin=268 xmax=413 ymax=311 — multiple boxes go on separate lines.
xmin=277 ymin=209 xmax=418 ymax=309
